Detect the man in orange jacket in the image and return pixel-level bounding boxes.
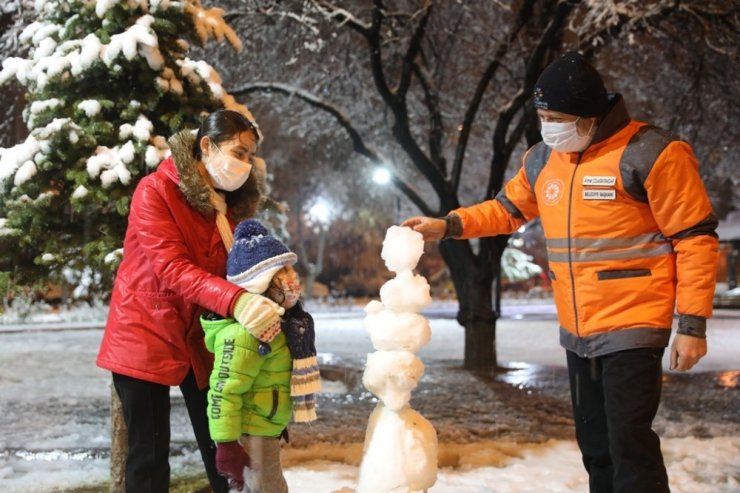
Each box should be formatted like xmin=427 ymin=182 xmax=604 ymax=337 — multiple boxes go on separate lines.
xmin=403 ymin=52 xmax=719 ymax=493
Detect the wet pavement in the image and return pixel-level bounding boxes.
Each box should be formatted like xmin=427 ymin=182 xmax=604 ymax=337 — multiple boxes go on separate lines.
xmin=285 ymin=357 xmax=740 ymax=451
xmin=305 ymin=307 xmax=740 ymax=452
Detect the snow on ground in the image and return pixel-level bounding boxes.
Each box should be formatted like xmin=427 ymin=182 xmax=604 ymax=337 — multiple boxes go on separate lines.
xmin=283 ymin=436 xmax=740 ymax=493
xmin=2 ymin=438 xmax=738 ymax=492
xmin=0 ymin=302 xmax=738 ymax=492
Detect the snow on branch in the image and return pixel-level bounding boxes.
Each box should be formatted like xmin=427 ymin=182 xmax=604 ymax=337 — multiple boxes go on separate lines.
xmin=103 ymin=15 xmax=163 ymax=70
xmin=576 ymin=0 xmax=669 ymax=32
xmin=280 ymin=11 xmax=321 ymax=36
xmin=0 ymin=136 xmax=40 ymax=186
xmin=310 ymin=0 xmax=371 ymax=34
xmin=574 ymin=0 xmax=737 ymax=56
xmin=86 ymin=142 xmax=135 ymax=188
xmin=92 ymin=0 xmax=173 ymax=17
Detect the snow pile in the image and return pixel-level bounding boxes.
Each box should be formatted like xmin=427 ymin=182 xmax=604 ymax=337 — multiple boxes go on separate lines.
xmin=284 ymin=436 xmax=740 ymax=493
xmin=345 ymin=225 xmax=437 ymax=493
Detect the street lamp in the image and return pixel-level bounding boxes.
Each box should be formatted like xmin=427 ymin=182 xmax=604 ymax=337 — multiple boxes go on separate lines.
xmin=308 ymin=200 xmax=331 ymax=226
xmin=302 ymin=197 xmax=333 ymax=301
xmin=372 ymin=167 xmax=401 ymax=224
xmin=372 ymin=167 xmax=391 ymax=185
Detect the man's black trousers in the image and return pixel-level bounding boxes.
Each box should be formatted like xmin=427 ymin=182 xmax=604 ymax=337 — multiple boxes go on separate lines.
xmin=112 ymin=370 xmax=229 ymax=493
xmin=566 ymin=348 xmax=670 ymax=493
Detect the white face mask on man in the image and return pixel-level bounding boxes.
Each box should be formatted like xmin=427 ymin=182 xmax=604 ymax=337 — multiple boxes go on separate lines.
xmin=204 ymin=145 xmax=252 ymax=191
xmin=540 ymin=118 xmax=595 ymax=153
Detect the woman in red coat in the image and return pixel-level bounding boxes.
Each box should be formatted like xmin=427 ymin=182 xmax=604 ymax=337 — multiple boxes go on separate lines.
xmin=97 ymin=109 xmax=283 ymax=493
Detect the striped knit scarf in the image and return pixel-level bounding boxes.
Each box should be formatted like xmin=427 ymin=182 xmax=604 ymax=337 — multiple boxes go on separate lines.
xmin=282 ymin=302 xmax=321 ymax=422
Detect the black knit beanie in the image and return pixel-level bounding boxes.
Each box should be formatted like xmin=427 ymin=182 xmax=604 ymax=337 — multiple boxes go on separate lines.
xmin=533 ymin=52 xmax=608 ymax=118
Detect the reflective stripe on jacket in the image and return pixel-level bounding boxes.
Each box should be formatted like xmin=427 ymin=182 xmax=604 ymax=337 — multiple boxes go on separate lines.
xmin=453 ymin=95 xmax=719 ymax=358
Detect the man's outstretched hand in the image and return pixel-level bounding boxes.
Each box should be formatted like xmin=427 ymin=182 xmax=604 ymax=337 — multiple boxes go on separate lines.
xmin=401 ymin=216 xmax=446 ymax=241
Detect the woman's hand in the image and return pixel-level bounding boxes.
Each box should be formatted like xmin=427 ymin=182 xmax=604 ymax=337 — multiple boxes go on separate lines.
xmin=401 ymin=216 xmax=447 ymax=241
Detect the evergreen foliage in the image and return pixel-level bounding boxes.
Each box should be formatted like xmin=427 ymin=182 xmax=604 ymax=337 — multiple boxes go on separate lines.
xmin=0 ymin=0 xmax=251 ymax=298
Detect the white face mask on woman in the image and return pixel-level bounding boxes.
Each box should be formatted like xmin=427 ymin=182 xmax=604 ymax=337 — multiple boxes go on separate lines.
xmin=204 ymin=146 xmax=252 ymax=191
xmin=540 ymin=118 xmax=595 ymax=153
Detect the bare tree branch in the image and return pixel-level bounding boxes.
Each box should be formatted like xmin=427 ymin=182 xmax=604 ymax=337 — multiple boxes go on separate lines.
xmin=487 ymin=0 xmax=573 ymax=198
xmin=366 ymin=0 xmax=395 ymax=103
xmin=397 ymin=0 xmax=432 ymax=98
xmin=679 ymin=3 xmax=738 ymax=57
xmin=391 ymin=174 xmax=434 ymax=217
xmin=363 ymin=1 xmax=448 ymax=199
xmin=229 ymin=81 xmax=434 ymax=215
xmin=243 ymin=9 xmax=321 ymax=35
xmin=427 ymin=6 xmax=468 ymax=82
xmin=231 ymin=82 xmax=377 ymax=158
xmin=450 ymin=0 xmax=538 ymax=193
xmin=412 ymin=61 xmax=444 ymax=172
xmin=309 ymin=1 xmax=448 ymax=200
xmin=311 ymin=0 xmax=371 ymax=34
xmin=575 ymin=0 xmax=737 ymax=59
xmin=486 ymin=103 xmax=530 ymax=199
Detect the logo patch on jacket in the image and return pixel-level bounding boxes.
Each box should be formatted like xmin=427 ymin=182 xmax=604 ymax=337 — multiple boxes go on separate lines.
xmin=542 ymin=179 xmax=564 ymax=205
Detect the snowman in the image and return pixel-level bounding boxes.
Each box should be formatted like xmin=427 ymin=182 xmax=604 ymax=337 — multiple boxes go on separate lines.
xmin=354 ymin=225 xmax=438 ymax=493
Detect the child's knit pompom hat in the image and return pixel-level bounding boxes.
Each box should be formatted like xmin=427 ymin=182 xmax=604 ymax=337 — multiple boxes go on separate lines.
xmin=227 ymin=220 xmax=297 ymax=294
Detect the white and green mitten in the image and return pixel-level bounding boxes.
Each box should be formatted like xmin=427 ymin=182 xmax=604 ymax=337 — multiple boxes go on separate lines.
xmin=233 ymin=292 xmax=285 ymax=354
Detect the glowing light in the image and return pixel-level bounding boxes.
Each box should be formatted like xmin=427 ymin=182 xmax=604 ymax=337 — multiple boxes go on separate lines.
xmin=373 ymin=168 xmax=391 ymax=185
xmin=308 ymin=199 xmax=331 ymax=225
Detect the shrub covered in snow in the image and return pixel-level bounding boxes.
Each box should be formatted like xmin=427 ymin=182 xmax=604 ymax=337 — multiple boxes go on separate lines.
xmin=0 ymin=0 xmax=254 ymax=297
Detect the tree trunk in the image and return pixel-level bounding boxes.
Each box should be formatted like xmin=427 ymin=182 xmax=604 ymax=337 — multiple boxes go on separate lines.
xmin=463 ymin=317 xmax=498 ymax=370
xmin=439 ymin=237 xmax=505 ymax=371
xmin=110 ymin=384 xmax=127 ymax=493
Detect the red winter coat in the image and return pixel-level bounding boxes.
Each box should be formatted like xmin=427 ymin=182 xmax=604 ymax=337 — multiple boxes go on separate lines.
xmin=97 ymin=131 xmax=265 ymax=388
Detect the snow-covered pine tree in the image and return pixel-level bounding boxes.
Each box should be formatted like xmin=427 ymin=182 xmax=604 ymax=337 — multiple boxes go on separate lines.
xmin=0 ymin=0 xmax=254 ymax=298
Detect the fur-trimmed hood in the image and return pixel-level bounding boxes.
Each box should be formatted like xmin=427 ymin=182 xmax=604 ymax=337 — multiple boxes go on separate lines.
xmin=167 ymin=130 xmax=266 ymax=221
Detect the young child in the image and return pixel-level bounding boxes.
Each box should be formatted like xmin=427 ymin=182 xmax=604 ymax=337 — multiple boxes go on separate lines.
xmin=202 ymin=219 xmax=320 ymax=492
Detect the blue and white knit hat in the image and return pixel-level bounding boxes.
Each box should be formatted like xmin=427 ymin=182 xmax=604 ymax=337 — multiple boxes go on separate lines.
xmin=227 ymin=220 xmax=297 ymax=294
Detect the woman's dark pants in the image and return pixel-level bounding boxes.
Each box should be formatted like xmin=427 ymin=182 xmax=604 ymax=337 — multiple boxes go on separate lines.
xmin=112 ymin=370 xmax=229 ymax=493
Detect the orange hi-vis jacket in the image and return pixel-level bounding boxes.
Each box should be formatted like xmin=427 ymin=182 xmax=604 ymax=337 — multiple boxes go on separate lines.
xmin=452 ymin=95 xmax=719 ymax=358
